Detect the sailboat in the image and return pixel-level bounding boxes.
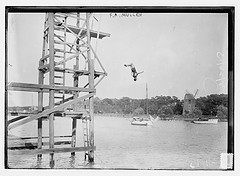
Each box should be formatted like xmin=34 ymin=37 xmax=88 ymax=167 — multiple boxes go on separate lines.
xmin=131 ymin=115 xmax=155 ymax=126
xmin=131 ymin=84 xmax=158 ymax=126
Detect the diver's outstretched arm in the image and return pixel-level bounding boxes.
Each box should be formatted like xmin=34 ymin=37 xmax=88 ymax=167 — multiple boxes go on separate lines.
xmin=136 ymin=71 xmax=144 ymax=76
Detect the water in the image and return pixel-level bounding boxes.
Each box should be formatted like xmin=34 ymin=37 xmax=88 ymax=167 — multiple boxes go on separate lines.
xmin=7 ymin=116 xmax=227 ymax=169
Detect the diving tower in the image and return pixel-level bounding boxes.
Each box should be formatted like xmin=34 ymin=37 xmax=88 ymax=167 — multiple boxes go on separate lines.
xmin=7 ymin=12 xmax=110 ymax=167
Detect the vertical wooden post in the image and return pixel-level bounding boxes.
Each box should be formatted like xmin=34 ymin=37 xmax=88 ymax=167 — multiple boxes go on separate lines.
xmin=71 ymin=117 xmax=77 ymax=155
xmin=86 ymin=13 xmax=94 ymax=162
xmin=146 ymin=83 xmax=149 ymax=116
xmin=48 ymin=13 xmax=55 ymax=168
xmin=37 ymin=63 xmax=44 ymax=159
xmin=71 ymin=63 xmax=78 ymax=156
xmin=37 ymin=14 xmax=48 ymax=159
xmin=71 ymin=13 xmax=80 ymax=156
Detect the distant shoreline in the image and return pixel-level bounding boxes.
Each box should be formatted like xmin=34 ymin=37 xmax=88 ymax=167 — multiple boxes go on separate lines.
xmin=7 ymin=111 xmax=228 ymax=122
xmin=94 ymin=113 xmax=228 ymax=122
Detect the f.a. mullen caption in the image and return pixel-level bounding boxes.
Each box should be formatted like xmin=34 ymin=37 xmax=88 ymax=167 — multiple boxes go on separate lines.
xmin=109 ymin=13 xmax=142 ymax=18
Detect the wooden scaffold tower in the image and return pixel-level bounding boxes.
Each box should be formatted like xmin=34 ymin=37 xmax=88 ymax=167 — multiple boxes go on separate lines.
xmin=7 ymin=12 xmax=110 ymax=167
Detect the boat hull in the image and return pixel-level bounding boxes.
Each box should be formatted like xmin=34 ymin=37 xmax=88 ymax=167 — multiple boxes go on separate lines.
xmin=131 ymin=121 xmax=148 ymax=126
xmin=131 ymin=120 xmax=153 ymax=126
xmin=192 ymin=119 xmax=218 ymax=124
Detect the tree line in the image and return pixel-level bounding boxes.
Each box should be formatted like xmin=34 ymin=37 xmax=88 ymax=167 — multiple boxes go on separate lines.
xmin=94 ymin=94 xmax=228 ymax=119
xmin=8 ymin=94 xmax=228 ymax=119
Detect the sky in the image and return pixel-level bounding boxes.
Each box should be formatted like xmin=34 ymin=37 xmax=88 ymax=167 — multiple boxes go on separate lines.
xmin=7 ymin=12 xmax=228 ymax=106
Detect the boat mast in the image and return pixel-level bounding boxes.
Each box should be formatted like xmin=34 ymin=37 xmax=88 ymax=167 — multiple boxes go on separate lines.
xmin=146 ymin=83 xmax=149 ymax=116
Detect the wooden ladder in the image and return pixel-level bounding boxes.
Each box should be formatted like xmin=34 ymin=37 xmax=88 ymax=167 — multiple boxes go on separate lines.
xmin=53 ymin=14 xmax=67 ymax=106
xmin=82 ymin=117 xmax=89 ymax=160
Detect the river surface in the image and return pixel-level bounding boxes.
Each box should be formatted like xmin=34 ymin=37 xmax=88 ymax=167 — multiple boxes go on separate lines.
xmin=7 ymin=116 xmax=227 ymax=170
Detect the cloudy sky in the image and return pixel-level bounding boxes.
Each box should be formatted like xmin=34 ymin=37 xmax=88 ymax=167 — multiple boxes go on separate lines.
xmin=7 ymin=12 xmax=228 ymax=106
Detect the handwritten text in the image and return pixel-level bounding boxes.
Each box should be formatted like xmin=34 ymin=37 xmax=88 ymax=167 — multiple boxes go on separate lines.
xmin=109 ymin=13 xmax=142 ymax=18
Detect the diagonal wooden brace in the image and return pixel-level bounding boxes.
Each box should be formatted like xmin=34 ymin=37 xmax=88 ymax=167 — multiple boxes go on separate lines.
xmin=8 ymin=93 xmax=95 ymax=130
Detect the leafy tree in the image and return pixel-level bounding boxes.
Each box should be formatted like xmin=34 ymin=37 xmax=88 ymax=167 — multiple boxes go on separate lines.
xmin=148 ymin=98 xmax=158 ymax=115
xmin=139 ymin=99 xmax=147 ymax=113
xmin=217 ymin=105 xmax=228 ymax=119
xmin=94 ymin=97 xmax=101 ymax=113
xmin=102 ymin=98 xmax=114 ymax=106
xmin=173 ymin=102 xmax=183 ymax=115
xmin=118 ymin=97 xmax=132 ymax=114
xmin=157 ymin=105 xmax=173 ymax=116
xmin=196 ymin=94 xmax=228 ymax=116
xmin=195 ymin=97 xmax=207 ymax=114
xmin=93 ymin=94 xmax=227 ymax=116
xmin=193 ymin=107 xmax=202 ymax=117
xmin=133 ymin=107 xmax=145 ymax=116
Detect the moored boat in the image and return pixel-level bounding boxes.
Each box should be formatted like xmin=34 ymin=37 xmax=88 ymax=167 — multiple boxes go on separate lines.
xmin=131 ymin=119 xmax=153 ymax=126
xmin=131 ymin=115 xmax=157 ymax=126
xmin=192 ymin=118 xmax=218 ymax=124
xmin=130 ymin=84 xmax=158 ymax=126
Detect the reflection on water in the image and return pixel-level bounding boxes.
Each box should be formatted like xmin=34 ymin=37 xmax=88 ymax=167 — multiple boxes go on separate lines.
xmin=7 ymin=116 xmax=227 ymax=169
xmin=35 ymin=158 xmax=42 ymax=168
xmin=69 ymin=155 xmax=75 ymax=168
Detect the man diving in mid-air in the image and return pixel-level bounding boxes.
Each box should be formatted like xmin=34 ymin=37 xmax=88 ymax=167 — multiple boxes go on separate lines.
xmin=124 ymin=63 xmax=144 ymax=81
